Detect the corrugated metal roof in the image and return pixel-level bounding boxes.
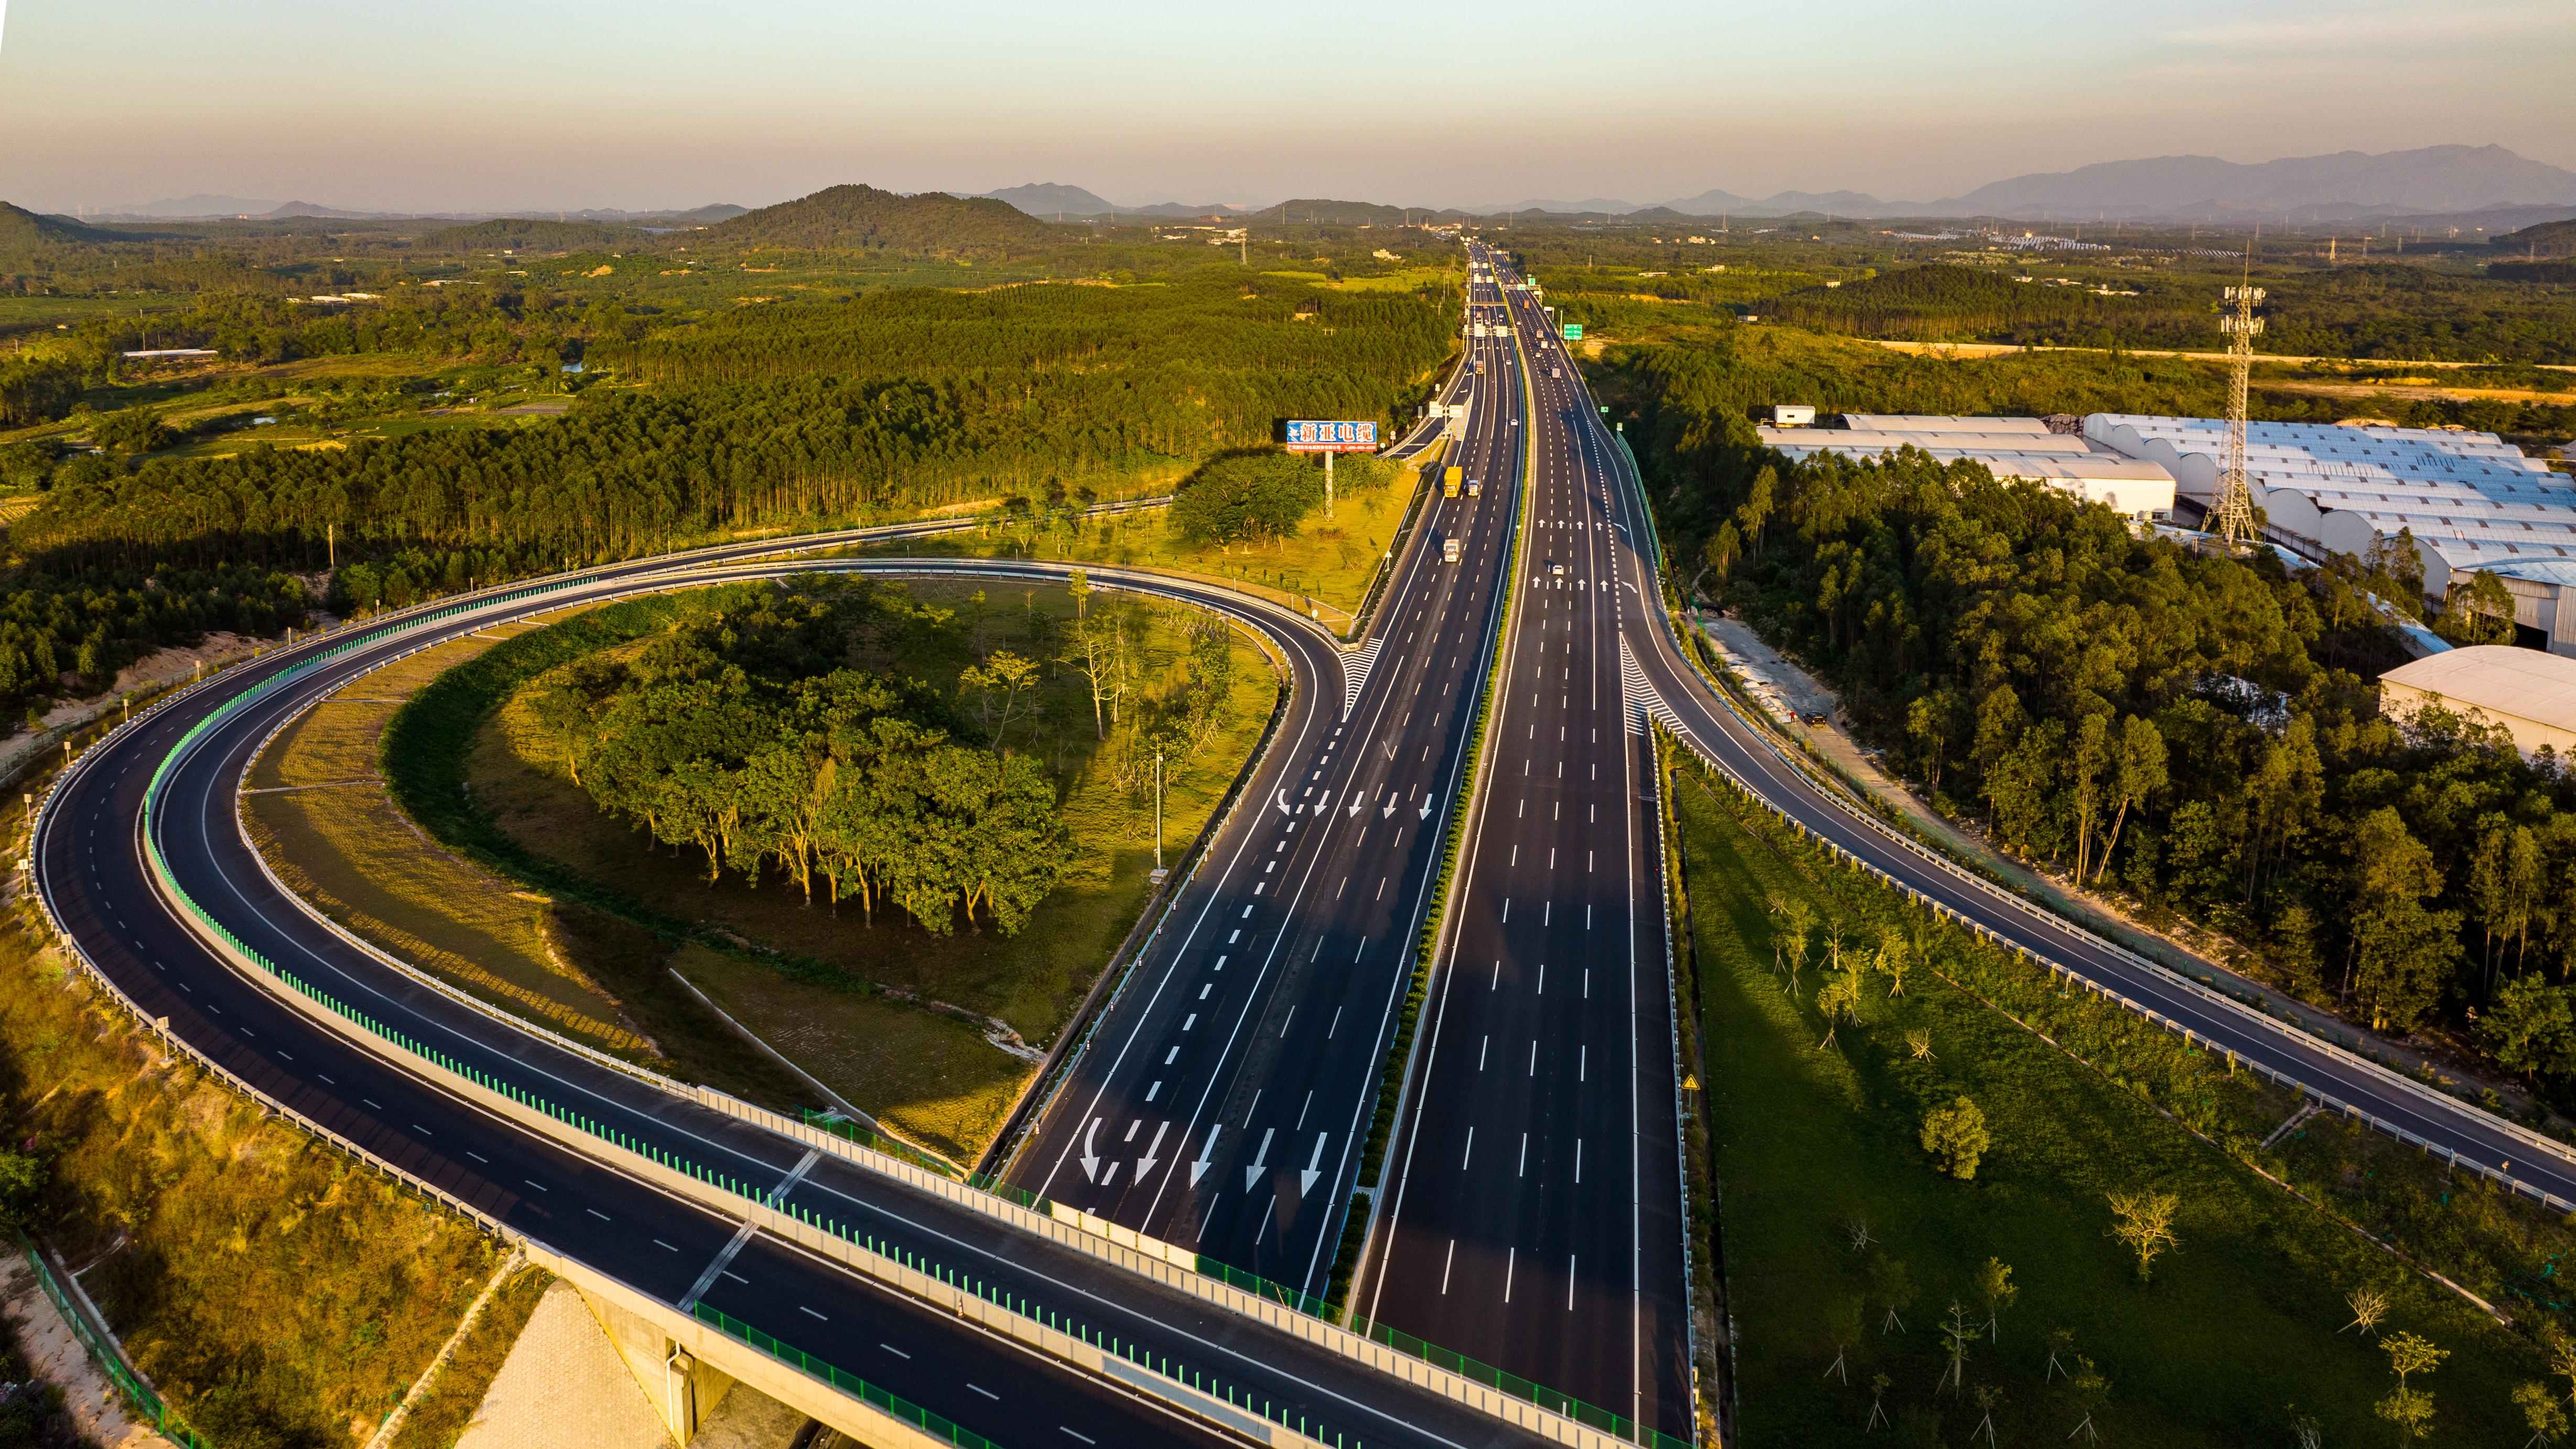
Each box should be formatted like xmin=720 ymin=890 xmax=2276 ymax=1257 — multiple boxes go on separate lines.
xmin=2382 ymin=646 xmax=2576 ymax=733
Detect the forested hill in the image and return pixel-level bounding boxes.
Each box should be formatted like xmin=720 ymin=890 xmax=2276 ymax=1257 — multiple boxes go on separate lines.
xmin=0 ymin=201 xmax=127 ymax=257
xmin=2496 ymin=217 xmax=2576 ymax=258
xmin=704 ymin=185 xmax=1060 ymax=255
xmin=414 ymin=218 xmax=644 ymax=252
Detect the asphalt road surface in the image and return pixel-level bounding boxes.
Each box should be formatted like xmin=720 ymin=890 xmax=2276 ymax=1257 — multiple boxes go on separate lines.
xmin=37 ymin=538 xmax=1558 ymax=1449
xmin=1001 ymin=271 xmax=1530 ymax=1303
xmin=1358 ymin=246 xmax=1692 ymax=1441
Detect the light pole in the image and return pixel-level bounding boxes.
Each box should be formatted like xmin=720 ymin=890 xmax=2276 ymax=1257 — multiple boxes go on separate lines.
xmin=1148 ymin=751 xmax=1167 ymax=886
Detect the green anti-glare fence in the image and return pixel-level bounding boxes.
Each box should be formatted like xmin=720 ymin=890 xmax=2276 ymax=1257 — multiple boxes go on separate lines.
xmin=1195 ymin=1255 xmax=1334 ymax=1320
xmin=130 ymin=571 xmax=1685 ymax=1449
xmin=14 ymin=1230 xmax=209 ymax=1449
xmin=693 ymin=1302 xmax=1000 ymax=1449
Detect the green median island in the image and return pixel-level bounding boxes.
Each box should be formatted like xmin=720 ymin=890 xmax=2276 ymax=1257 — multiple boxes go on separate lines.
xmin=261 ymin=573 xmax=1279 ymax=1166
xmin=1671 ymin=758 xmax=2564 ymax=1447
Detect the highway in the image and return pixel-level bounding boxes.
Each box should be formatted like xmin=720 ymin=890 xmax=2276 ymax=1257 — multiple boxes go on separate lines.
xmin=38 ymin=231 xmax=2576 ymax=1449
xmin=35 ymin=533 xmax=1567 ymax=1449
xmin=1356 ymin=246 xmax=1692 ymax=1442
xmin=1361 ymin=242 xmax=2576 ymax=1445
xmin=1000 ymin=268 xmax=1525 ymax=1300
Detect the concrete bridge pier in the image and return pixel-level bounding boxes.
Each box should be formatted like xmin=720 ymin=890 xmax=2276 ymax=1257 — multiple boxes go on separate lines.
xmin=583 ymin=1286 xmax=740 ymax=1443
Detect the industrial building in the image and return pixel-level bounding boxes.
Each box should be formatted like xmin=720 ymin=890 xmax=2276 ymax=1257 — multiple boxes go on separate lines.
xmin=2085 ymin=415 xmax=2576 ymax=626
xmin=2379 ymin=645 xmax=2576 ymax=759
xmin=1755 ymin=409 xmax=2576 ymax=657
xmin=1756 ymin=413 xmax=2179 ymax=521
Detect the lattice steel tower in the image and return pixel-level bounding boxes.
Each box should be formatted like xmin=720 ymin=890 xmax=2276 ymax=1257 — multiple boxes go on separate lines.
xmin=2211 ymin=284 xmax=2266 ymax=549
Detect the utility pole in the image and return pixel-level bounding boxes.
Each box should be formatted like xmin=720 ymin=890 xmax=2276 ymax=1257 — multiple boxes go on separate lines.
xmin=1149 ymin=752 xmax=1167 ymax=885
xmin=327 ymin=522 xmax=336 ymax=569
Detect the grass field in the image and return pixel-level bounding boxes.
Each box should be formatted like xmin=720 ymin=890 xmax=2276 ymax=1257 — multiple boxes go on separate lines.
xmin=671 ymin=945 xmax=1027 ymax=1164
xmin=871 ymin=461 xmax=1429 ymax=630
xmin=0 ymin=920 xmax=493 ymax=1446
xmin=243 ymin=627 xmax=650 ymax=1053
xmin=1673 ymin=762 xmax=2546 ymax=1446
xmin=241 ymin=607 xmax=847 ymax=1113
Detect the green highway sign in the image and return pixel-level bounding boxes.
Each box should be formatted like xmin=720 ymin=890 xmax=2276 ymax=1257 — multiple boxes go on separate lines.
xmin=1562 ymin=323 xmax=1583 ymax=340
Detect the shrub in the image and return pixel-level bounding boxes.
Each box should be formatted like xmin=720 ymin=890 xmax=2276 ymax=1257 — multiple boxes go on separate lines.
xmin=1920 ymin=1094 xmax=1989 ymax=1180
xmin=1168 ymin=450 xmax=1324 ymax=546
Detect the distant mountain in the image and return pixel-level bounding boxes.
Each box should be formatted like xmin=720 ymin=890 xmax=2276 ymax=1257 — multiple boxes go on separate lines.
xmin=0 ymin=201 xmax=125 ymax=251
xmin=263 ymin=200 xmax=393 ymax=220
xmin=1482 ymin=198 xmax=1649 ymax=216
xmin=1242 ymin=198 xmax=1435 ymax=226
xmin=1934 ymin=145 xmax=2576 ymax=220
xmin=1660 ymin=188 xmax=1758 ymax=216
xmin=109 ymin=194 xmax=282 ymax=219
xmin=416 ymin=218 xmax=643 ymax=252
xmin=983 ymin=182 xmax=1122 ymax=218
xmin=706 ymin=183 xmax=1059 ymax=253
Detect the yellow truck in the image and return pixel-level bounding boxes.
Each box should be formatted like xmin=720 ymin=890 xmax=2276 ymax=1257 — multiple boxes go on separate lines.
xmin=1443 ymin=466 xmax=1462 ymax=499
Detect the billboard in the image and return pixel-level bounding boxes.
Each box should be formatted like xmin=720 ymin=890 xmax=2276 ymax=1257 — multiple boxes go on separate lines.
xmin=1562 ymin=323 xmax=1583 ymax=340
xmin=1284 ymin=420 xmax=1378 ymax=452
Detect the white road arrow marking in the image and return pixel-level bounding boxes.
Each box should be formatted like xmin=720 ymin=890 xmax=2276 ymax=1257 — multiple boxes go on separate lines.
xmin=1382 ymin=795 xmax=1398 ymax=819
xmin=1245 ymin=1127 xmax=1276 ymax=1191
xmin=1137 ymin=1120 xmax=1170 ymax=1180
xmin=1419 ymin=793 xmax=1435 ymax=821
xmin=1300 ymin=1134 xmax=1327 ymax=1196
xmin=1190 ymin=1126 xmax=1220 ymax=1186
xmin=1346 ymin=794 xmax=1365 ymax=818
xmin=1314 ymin=791 xmax=1330 ymax=813
xmin=1080 ymin=1118 xmax=1103 ymax=1182
xmin=1275 ymin=789 xmax=1292 ymax=816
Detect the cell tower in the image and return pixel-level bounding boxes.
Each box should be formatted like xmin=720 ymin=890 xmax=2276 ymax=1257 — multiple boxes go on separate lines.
xmin=2210 ymin=282 xmax=2266 ymax=550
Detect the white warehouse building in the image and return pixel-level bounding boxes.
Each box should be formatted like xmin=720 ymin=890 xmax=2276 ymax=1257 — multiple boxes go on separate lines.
xmin=1754 ymin=409 xmax=2576 ymax=656
xmin=1756 ymin=414 xmax=2179 ymax=522
xmin=2084 ymin=415 xmax=2576 ymax=613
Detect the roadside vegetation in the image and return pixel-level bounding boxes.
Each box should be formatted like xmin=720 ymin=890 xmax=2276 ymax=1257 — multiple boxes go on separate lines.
xmin=384 ymin=1264 xmax=552 ymax=1449
xmin=1673 ymin=759 xmax=2563 ymax=1446
xmin=244 ymin=624 xmax=650 ymax=1052
xmin=0 ymin=905 xmax=490 ymax=1448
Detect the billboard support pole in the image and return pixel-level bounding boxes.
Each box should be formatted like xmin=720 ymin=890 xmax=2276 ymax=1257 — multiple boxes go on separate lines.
xmin=1324 ymin=450 xmax=1335 ymax=517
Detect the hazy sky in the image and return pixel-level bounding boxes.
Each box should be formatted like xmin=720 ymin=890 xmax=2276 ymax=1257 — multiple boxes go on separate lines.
xmin=4 ymin=0 xmax=2571 ymax=214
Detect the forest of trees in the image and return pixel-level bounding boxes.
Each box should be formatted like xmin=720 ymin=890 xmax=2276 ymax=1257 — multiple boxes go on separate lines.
xmin=14 ymin=280 xmax=1451 ymax=571
xmin=1631 ymin=260 xmax=2576 ymax=363
xmin=525 ymin=578 xmax=1076 ymax=934
xmin=1615 ymin=335 xmax=2576 ymax=1097
xmin=0 ymin=267 xmax=1449 ymax=721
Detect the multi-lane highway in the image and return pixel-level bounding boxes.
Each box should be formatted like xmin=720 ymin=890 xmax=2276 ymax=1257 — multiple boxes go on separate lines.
xmin=34 ymin=532 xmax=1576 ymax=1449
xmin=1352 ymin=247 xmax=1691 ymax=1441
xmin=1001 ymin=266 xmax=1526 ymax=1299
xmin=41 ymin=230 xmax=2576 ymax=1449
